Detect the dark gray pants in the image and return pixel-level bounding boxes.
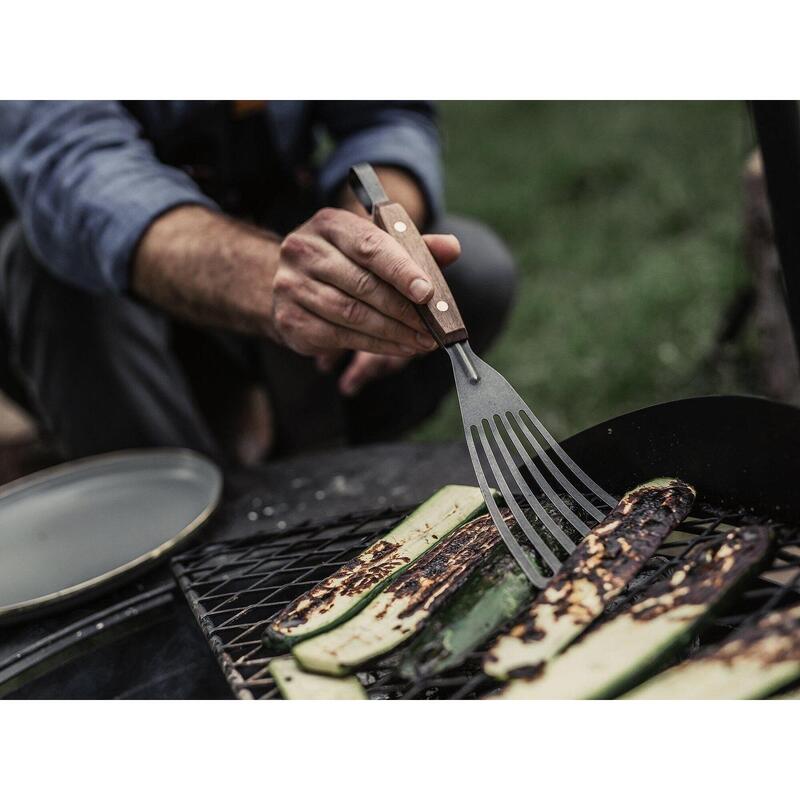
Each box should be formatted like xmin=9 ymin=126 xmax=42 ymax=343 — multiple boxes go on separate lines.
xmin=0 ymin=215 xmax=517 ymax=463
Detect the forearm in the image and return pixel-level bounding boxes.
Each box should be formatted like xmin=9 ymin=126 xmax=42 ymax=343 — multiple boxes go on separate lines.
xmin=131 ymin=205 xmax=280 ymax=337
xmin=338 ymin=166 xmax=428 ymax=226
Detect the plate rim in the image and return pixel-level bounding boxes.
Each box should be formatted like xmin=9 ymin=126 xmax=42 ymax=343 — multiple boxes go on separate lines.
xmin=0 ymin=447 xmax=223 ymax=621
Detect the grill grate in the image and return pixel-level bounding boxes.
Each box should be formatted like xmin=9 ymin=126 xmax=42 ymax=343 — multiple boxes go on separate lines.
xmin=171 ymin=499 xmax=800 ymax=699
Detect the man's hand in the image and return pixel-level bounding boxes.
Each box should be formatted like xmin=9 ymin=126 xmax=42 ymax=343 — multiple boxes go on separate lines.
xmin=319 ymin=165 xmax=443 ymax=396
xmin=272 ymin=207 xmax=459 ymax=358
xmin=132 ymin=204 xmax=458 ymax=358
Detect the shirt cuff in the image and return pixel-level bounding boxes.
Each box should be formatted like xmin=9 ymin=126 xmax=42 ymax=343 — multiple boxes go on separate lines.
xmin=318 ymin=123 xmax=444 ymax=223
xmin=96 ymin=170 xmax=219 ymax=293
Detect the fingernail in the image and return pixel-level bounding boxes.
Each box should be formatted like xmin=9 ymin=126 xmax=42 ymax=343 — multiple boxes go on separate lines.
xmin=409 ymin=278 xmax=432 ymax=303
xmin=416 ymin=332 xmax=436 ymax=350
xmin=400 ymin=345 xmax=416 ymax=357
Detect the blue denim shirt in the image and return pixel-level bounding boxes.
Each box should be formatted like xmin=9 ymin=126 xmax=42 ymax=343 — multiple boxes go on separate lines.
xmin=0 ymin=101 xmax=443 ymax=294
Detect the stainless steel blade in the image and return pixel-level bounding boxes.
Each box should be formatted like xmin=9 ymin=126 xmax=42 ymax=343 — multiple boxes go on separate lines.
xmin=349 ymin=164 xmax=390 ymax=214
xmin=446 ymin=341 xmax=545 ymax=585
xmin=446 ymin=341 xmax=617 ymax=586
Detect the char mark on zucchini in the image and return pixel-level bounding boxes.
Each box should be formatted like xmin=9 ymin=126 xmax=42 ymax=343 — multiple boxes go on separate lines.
xmin=630 ymin=524 xmax=772 ymax=622
xmin=399 ymin=550 xmax=534 ymax=680
xmin=498 ymin=524 xmax=772 ymax=698
xmin=292 ymin=510 xmax=512 ymax=676
xmin=263 ymin=485 xmax=486 ymax=651
xmin=626 ymin=602 xmax=800 ymax=699
xmin=484 ymin=478 xmax=696 ymax=681
xmin=385 ymin=513 xmax=506 ymax=618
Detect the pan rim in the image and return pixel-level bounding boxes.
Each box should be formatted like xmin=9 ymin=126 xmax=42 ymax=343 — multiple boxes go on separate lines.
xmin=0 ymin=447 xmax=222 ymax=622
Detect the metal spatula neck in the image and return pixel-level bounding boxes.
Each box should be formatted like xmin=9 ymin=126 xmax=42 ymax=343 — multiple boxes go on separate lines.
xmin=447 ymin=341 xmax=480 ymax=385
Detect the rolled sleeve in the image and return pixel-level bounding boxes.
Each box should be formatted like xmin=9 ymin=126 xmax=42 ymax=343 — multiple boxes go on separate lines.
xmin=317 ymin=103 xmax=444 ymax=222
xmin=0 ymin=101 xmax=217 ymax=294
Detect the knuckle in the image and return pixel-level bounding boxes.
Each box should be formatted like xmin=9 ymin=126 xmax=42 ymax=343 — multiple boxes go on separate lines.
xmin=280 ymin=233 xmax=314 ymax=263
xmin=272 ymin=267 xmax=294 ymax=295
xmin=353 ymin=269 xmax=379 ymax=297
xmin=340 ymin=297 xmax=366 ymax=326
xmin=356 ymin=230 xmax=384 ymax=262
xmin=273 ymin=304 xmax=295 ymax=334
xmin=382 ymin=256 xmax=409 ymax=283
xmin=312 ymin=207 xmax=339 ymax=230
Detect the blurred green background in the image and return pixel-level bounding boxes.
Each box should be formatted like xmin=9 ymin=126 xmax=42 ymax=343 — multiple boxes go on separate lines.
xmin=415 ymin=101 xmax=756 ymax=442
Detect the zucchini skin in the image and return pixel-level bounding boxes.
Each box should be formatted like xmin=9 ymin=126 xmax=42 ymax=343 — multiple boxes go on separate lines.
xmin=263 ymin=485 xmax=486 ymax=652
xmin=399 ymin=552 xmax=534 ymax=680
xmin=292 ymin=511 xmax=508 ymax=676
xmin=626 ymin=602 xmax=800 ymax=699
xmin=484 ymin=478 xmax=696 ymax=681
xmin=498 ymin=524 xmax=772 ymax=699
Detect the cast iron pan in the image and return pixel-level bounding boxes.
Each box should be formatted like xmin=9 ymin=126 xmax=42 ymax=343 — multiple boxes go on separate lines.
xmin=0 ymin=449 xmax=222 ymax=624
xmin=559 ymin=395 xmax=800 ymax=520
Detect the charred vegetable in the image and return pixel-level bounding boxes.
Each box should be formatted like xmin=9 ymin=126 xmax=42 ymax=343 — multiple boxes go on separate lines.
xmin=626 ymin=603 xmax=800 ymax=699
xmin=483 ymin=478 xmax=696 ymax=681
xmin=264 ymin=485 xmax=486 ymax=651
xmin=499 ymin=524 xmax=772 ymax=698
xmin=399 ymin=551 xmax=534 ymax=680
xmin=269 ymin=656 xmax=367 ymax=700
xmin=293 ymin=512 xmax=507 ymax=676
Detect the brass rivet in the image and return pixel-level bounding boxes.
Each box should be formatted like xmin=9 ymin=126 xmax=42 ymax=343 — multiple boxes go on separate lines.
xmin=393 ymin=221 xmax=407 ymax=233
xmin=436 ymin=300 xmax=449 ymax=312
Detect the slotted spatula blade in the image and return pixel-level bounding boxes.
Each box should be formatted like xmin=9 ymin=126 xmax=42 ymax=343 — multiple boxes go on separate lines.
xmin=349 ymin=164 xmax=617 ymax=585
xmin=446 ymin=341 xmax=617 ymax=585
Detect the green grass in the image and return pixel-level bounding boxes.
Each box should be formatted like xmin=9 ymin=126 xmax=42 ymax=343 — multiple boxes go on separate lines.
xmin=415 ymin=101 xmax=755 ymax=442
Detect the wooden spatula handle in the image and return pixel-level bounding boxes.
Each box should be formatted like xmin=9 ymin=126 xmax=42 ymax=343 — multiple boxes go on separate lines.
xmin=373 ymin=203 xmax=468 ymax=346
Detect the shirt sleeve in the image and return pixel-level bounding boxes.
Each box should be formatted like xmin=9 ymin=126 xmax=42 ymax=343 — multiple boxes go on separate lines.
xmin=0 ymin=101 xmax=218 ymax=294
xmin=315 ymin=101 xmax=444 ymax=223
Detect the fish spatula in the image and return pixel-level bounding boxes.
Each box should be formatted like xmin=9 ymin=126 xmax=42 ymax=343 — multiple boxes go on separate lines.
xmin=349 ymin=164 xmax=618 ymax=585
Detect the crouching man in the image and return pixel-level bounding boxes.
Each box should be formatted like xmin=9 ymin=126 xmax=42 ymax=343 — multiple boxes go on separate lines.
xmin=0 ymin=101 xmax=516 ymax=464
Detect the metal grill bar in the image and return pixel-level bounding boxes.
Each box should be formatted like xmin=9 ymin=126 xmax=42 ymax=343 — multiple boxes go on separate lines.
xmin=172 ymin=498 xmax=800 ymax=700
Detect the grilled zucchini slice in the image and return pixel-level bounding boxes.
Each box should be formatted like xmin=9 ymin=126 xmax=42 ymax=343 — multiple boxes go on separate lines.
xmin=499 ymin=524 xmax=772 ymax=698
xmin=264 ymin=485 xmax=486 ymax=651
xmin=399 ymin=551 xmax=534 ymax=680
xmin=626 ymin=603 xmax=800 ymax=699
xmin=269 ymin=656 xmax=367 ymax=700
xmin=483 ymin=478 xmax=696 ymax=681
xmin=292 ymin=512 xmax=505 ymax=676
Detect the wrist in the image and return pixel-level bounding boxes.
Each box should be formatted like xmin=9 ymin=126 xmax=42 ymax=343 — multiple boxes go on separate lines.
xmin=132 ymin=204 xmax=282 ymax=337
